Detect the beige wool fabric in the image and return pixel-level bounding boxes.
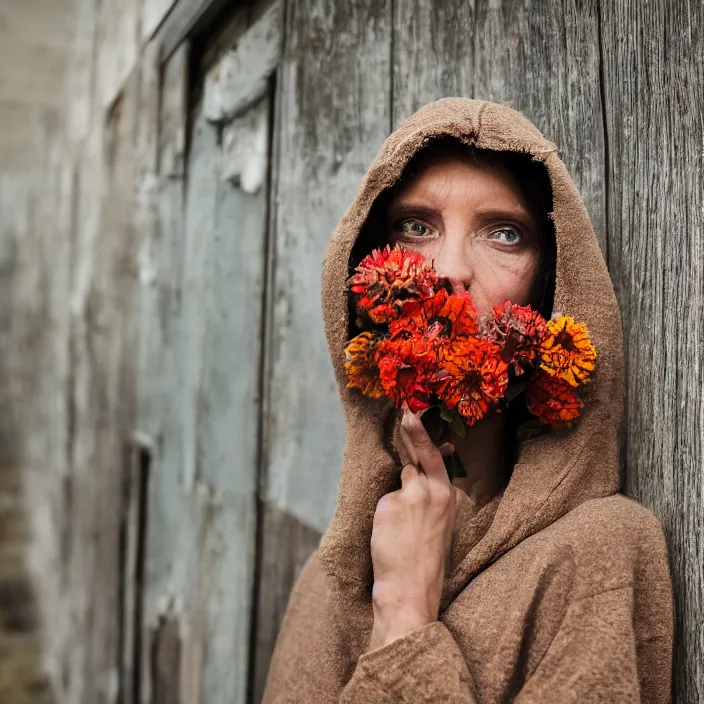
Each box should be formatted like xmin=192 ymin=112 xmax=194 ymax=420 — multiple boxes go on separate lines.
xmin=262 ymin=98 xmax=674 ymax=703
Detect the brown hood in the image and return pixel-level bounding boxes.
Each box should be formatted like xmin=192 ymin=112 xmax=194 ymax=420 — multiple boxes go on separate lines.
xmin=317 ymin=98 xmax=624 ymax=608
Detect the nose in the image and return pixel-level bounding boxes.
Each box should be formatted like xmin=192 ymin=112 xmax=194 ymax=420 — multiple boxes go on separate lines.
xmin=432 ymin=227 xmax=472 ymax=294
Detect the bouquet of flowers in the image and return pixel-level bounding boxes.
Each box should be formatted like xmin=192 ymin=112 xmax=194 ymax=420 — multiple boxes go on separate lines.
xmin=343 ymin=245 xmax=596 ymax=477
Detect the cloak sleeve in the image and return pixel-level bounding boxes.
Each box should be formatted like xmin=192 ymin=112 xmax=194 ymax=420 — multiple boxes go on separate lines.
xmin=339 ymin=583 xmax=671 ymax=704
xmin=339 ymin=621 xmax=478 ymax=702
xmin=264 ymin=553 xmax=672 ymax=704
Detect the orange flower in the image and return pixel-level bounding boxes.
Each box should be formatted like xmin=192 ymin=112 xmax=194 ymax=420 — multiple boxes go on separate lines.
xmin=348 ymin=245 xmax=440 ymax=324
xmin=390 ymin=288 xmax=478 ymax=343
xmin=344 ymin=332 xmax=384 ymax=398
xmin=525 ymin=371 xmax=583 ymax=427
xmin=434 ymin=338 xmax=509 ymax=426
xmin=479 ymin=300 xmax=547 ymax=374
xmin=376 ymin=335 xmax=436 ymax=412
xmin=539 ymin=315 xmax=596 ymax=387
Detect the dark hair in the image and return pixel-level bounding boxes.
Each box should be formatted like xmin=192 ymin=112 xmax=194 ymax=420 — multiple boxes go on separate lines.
xmin=351 ymin=135 xmax=556 ymax=319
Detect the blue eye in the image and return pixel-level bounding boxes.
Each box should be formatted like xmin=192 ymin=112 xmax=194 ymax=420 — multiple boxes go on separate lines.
xmin=394 ymin=219 xmax=430 ymax=237
xmin=489 ymin=228 xmax=522 ymax=245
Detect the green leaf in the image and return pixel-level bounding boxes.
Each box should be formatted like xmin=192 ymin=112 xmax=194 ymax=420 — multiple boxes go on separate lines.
xmin=443 ymin=452 xmax=468 ymax=481
xmin=440 ymin=406 xmax=467 ymax=438
xmin=439 ymin=406 xmax=455 ymax=423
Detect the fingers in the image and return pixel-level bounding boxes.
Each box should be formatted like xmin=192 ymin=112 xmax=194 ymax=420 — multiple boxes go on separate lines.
xmin=400 ymin=462 xmax=419 ymax=486
xmin=438 ymin=442 xmax=455 ymax=458
xmin=399 ymin=424 xmax=420 ymax=466
xmin=401 ymin=410 xmax=449 ymax=484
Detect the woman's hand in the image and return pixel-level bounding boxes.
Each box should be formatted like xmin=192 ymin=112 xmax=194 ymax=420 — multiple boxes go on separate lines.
xmin=368 ymin=410 xmax=465 ymax=652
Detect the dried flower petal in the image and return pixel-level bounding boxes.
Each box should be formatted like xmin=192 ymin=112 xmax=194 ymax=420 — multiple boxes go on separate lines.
xmin=344 ymin=332 xmax=384 ymax=398
xmin=390 ymin=288 xmax=478 ymax=343
xmin=525 ymin=371 xmax=583 ymax=427
xmin=539 ymin=316 xmax=596 ymax=387
xmin=478 ymin=300 xmax=548 ymax=374
xmin=434 ymin=338 xmax=509 ymax=426
xmin=348 ymin=245 xmax=440 ymax=324
xmin=376 ymin=335 xmax=436 ymax=412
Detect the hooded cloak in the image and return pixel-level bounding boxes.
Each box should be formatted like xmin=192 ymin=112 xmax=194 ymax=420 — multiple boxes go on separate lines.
xmin=262 ymin=98 xmax=673 ymax=703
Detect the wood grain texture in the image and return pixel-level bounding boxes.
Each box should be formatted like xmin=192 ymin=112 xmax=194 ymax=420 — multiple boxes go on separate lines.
xmin=393 ymin=0 xmax=607 ymax=256
xmin=599 ymin=1 xmax=703 ymax=700
xmin=263 ymin=0 xmax=392 ymax=533
xmin=140 ymin=43 xmax=190 ymax=704
xmin=252 ymin=505 xmax=321 ymax=704
xmin=48 ymin=63 xmax=142 ymax=703
xmin=157 ymin=0 xmax=233 ymax=63
xmin=140 ymin=19 xmax=272 ymax=700
xmin=203 ymin=0 xmax=282 ymax=124
xmin=250 ymin=0 xmax=392 ymax=689
xmin=95 ymin=0 xmax=142 ymax=108
xmin=141 ymin=0 xmax=178 ymax=42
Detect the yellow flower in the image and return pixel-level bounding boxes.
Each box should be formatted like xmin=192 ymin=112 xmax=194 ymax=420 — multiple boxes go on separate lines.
xmin=344 ymin=332 xmax=384 ymax=398
xmin=539 ymin=316 xmax=596 ymax=387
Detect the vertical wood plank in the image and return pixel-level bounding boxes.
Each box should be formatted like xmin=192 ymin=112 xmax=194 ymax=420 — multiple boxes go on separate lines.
xmin=145 ymin=73 xmax=222 ymax=704
xmin=141 ymin=11 xmax=273 ymax=700
xmin=253 ymin=0 xmax=392 ymax=692
xmin=265 ymin=0 xmax=392 ymax=539
xmin=61 ymin=65 xmax=141 ymax=703
xmin=392 ymin=0 xmax=475 ymax=120
xmin=252 ymin=506 xmax=320 ymax=702
xmin=141 ymin=0 xmax=178 ymax=43
xmin=117 ymin=38 xmax=163 ymax=704
xmin=196 ymin=92 xmax=270 ymax=703
xmin=392 ymin=0 xmax=607 ymax=256
xmin=140 ymin=42 xmax=190 ymax=704
xmin=95 ymin=0 xmax=143 ymax=109
xmin=600 ymin=2 xmax=703 ymax=700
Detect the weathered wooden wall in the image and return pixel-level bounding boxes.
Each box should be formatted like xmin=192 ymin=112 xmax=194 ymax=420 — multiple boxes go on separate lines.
xmin=0 ymin=1 xmax=75 ymax=702
xmin=5 ymin=0 xmax=702 ymax=702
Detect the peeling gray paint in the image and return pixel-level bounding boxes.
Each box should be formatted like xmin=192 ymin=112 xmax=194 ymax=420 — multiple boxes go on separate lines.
xmin=203 ymin=0 xmax=283 ymax=123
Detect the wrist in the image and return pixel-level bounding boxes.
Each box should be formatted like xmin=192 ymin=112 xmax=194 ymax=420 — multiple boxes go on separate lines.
xmin=369 ymin=606 xmax=433 ymax=651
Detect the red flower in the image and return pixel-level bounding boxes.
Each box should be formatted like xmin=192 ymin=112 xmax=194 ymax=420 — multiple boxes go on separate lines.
xmin=348 ymin=245 xmax=440 ymax=324
xmin=479 ymin=300 xmax=548 ymax=375
xmin=525 ymin=371 xmax=583 ymax=427
xmin=390 ymin=288 xmax=478 ymax=343
xmin=376 ymin=335 xmax=436 ymax=412
xmin=433 ymin=338 xmax=509 ymax=426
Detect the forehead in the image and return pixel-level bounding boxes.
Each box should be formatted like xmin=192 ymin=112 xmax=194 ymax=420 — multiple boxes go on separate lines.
xmin=402 ymin=145 xmax=522 ymax=190
xmin=389 ymin=147 xmax=535 ymax=217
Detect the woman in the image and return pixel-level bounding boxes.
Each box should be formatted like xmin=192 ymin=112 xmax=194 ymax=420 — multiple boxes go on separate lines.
xmin=263 ymin=98 xmax=674 ymax=702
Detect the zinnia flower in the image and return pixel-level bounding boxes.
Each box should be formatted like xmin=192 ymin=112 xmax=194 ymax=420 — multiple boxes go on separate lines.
xmin=539 ymin=315 xmax=596 ymax=387
xmin=525 ymin=371 xmax=583 ymax=427
xmin=348 ymin=245 xmax=440 ymax=324
xmin=376 ymin=335 xmax=436 ymax=412
xmin=434 ymin=338 xmax=509 ymax=426
xmin=344 ymin=332 xmax=384 ymax=398
xmin=479 ymin=300 xmax=548 ymax=375
xmin=390 ymin=288 xmax=478 ymax=343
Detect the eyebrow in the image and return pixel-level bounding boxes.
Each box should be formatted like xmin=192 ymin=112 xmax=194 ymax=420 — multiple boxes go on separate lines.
xmin=472 ymin=204 xmax=536 ymax=228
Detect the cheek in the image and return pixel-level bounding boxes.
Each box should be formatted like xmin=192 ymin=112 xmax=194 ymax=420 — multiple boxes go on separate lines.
xmin=470 ymin=249 xmax=540 ymax=314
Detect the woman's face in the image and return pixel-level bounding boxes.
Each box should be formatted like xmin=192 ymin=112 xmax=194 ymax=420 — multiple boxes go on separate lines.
xmin=385 ymin=152 xmax=542 ymax=315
